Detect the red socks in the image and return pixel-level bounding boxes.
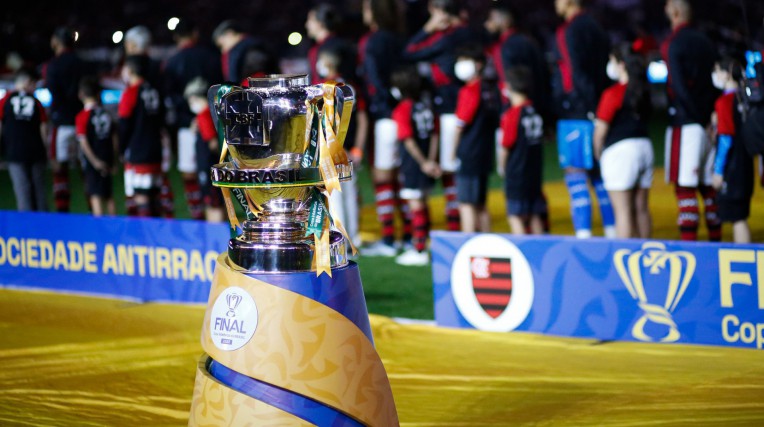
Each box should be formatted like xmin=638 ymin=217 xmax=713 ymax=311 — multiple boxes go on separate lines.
xmin=442 ymin=173 xmax=460 ymax=231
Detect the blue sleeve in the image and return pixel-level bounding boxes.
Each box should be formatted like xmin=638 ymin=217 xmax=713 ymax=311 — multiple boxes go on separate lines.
xmin=714 ymin=134 xmax=733 ymax=176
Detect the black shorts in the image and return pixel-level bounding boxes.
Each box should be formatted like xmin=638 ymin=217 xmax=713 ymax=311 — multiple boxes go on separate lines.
xmin=506 ymin=196 xmax=547 ymax=217
xmin=84 ymin=168 xmax=113 ymax=199
xmin=399 ymin=164 xmax=434 ymax=197
xmin=456 ymin=174 xmax=488 ymax=205
xmin=718 ymin=198 xmax=751 ymax=222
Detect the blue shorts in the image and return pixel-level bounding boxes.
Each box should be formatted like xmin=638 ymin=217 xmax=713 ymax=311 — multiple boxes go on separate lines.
xmin=456 ymin=174 xmax=488 ymax=205
xmin=506 ymin=196 xmax=547 ymax=217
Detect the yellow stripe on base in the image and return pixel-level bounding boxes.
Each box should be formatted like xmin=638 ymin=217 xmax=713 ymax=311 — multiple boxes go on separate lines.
xmin=201 ymin=255 xmax=399 ymax=427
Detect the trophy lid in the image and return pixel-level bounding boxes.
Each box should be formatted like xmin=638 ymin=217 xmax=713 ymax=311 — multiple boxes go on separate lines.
xmin=248 ymin=74 xmax=309 ymax=89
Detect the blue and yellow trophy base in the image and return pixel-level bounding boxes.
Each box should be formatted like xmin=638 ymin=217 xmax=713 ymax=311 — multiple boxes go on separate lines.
xmin=189 ymin=255 xmax=398 ymax=427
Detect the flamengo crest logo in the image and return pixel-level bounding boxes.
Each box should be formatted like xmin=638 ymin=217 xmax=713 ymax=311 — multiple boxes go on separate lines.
xmin=451 ymin=235 xmax=534 ymax=332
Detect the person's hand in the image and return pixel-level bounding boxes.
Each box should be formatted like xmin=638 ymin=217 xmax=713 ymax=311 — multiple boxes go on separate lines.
xmin=92 ymin=158 xmax=108 ymax=176
xmin=349 ymin=147 xmax=363 ymax=167
xmin=712 ymin=173 xmax=724 ymax=190
xmin=422 ymin=160 xmax=441 ymax=178
xmin=209 ymin=140 xmax=218 ymax=152
xmin=51 ymin=159 xmax=61 ymax=173
xmin=497 ymin=165 xmax=505 ymax=178
xmin=424 ymin=10 xmax=450 ymax=33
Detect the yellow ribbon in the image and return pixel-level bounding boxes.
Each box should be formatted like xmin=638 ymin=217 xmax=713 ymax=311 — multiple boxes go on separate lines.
xmin=318 ymin=82 xmax=343 ymax=195
xmin=220 ymin=188 xmax=240 ymax=231
xmin=332 ymin=216 xmax=358 ymax=256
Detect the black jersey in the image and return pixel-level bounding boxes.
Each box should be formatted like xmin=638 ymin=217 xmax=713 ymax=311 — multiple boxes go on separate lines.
xmin=715 ymin=91 xmax=754 ymax=201
xmin=118 ymin=81 xmax=164 ymax=165
xmin=393 ymin=98 xmax=436 ymax=190
xmin=489 ymin=30 xmax=550 ymax=116
xmin=402 ymin=24 xmax=477 ymax=114
xmin=359 ymin=30 xmax=403 ymax=120
xmin=164 ymin=42 xmax=222 ymax=128
xmin=0 ymin=91 xmax=47 ymax=163
xmin=76 ymin=105 xmax=115 ymax=169
xmin=661 ymin=24 xmax=717 ymax=127
xmin=44 ymin=50 xmax=85 ymax=126
xmin=596 ymin=83 xmax=651 ymax=149
xmin=224 ymin=36 xmax=275 ymax=84
xmin=501 ymin=101 xmax=544 ymax=200
xmin=554 ymin=13 xmax=610 ymax=119
xmin=455 ymin=79 xmax=501 ymax=176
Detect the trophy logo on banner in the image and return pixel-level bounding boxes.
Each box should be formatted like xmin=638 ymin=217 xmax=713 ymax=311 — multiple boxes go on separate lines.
xmin=614 ymin=242 xmax=697 ymax=343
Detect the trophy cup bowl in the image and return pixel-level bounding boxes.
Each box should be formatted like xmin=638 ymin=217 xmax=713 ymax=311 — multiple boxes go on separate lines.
xmin=208 ymin=74 xmax=354 ymax=273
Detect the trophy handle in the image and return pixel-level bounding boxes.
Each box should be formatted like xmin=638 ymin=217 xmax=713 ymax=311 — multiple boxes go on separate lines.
xmin=333 ymin=84 xmax=355 ymax=149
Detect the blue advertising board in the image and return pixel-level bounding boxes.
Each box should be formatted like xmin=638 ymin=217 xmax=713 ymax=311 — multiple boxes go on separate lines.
xmin=432 ymin=231 xmax=764 ymax=350
xmin=0 ymin=211 xmax=228 ymax=303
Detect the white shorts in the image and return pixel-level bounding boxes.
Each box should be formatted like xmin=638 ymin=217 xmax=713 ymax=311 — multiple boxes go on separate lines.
xmin=664 ymin=124 xmax=714 ymax=187
xmin=124 ymin=166 xmax=162 ymax=197
xmin=373 ymin=118 xmax=400 ymax=170
xmin=601 ymin=138 xmax=654 ymax=191
xmin=439 ymin=113 xmax=460 ymax=172
xmin=52 ymin=125 xmax=77 ymax=163
xmin=177 ymin=128 xmax=197 ymax=173
xmin=399 ymin=188 xmax=426 ymax=200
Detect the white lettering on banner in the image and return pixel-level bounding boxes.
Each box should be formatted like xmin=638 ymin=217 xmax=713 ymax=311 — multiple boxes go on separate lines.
xmin=0 ymin=237 xmax=218 ymax=282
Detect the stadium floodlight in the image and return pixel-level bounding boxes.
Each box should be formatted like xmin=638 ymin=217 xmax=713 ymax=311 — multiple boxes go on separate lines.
xmin=112 ymin=31 xmax=124 ymax=44
xmin=168 ymin=17 xmax=180 ymax=31
xmin=288 ymin=32 xmax=302 ymax=46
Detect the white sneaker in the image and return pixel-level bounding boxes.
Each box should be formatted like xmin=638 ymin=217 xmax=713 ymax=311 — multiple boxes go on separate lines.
xmin=401 ymin=241 xmax=415 ymax=252
xmin=395 ymin=248 xmax=429 ymax=266
xmin=362 ymin=241 xmax=398 ymax=257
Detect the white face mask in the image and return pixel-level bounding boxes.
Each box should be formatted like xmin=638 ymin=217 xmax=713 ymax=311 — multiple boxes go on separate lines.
xmin=390 ymin=87 xmax=402 ymax=101
xmin=316 ymin=61 xmax=330 ymax=79
xmin=712 ymin=71 xmax=727 ymax=90
xmin=190 ymin=100 xmax=206 ymax=115
xmin=606 ymin=60 xmax=620 ymax=81
xmin=454 ymin=60 xmax=477 ymax=82
xmin=121 ymin=69 xmax=131 ymax=85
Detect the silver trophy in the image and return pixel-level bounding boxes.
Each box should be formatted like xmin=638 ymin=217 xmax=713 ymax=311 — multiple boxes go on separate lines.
xmin=208 ymin=74 xmax=355 ymax=274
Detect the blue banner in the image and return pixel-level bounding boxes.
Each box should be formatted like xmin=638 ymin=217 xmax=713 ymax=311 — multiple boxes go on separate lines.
xmin=0 ymin=211 xmax=228 ymax=303
xmin=432 ymin=231 xmax=764 ymax=350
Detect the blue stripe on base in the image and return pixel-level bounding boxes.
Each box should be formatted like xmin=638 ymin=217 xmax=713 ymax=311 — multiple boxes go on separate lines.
xmin=245 ymin=262 xmax=374 ymax=343
xmin=208 ymin=358 xmax=365 ymax=427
